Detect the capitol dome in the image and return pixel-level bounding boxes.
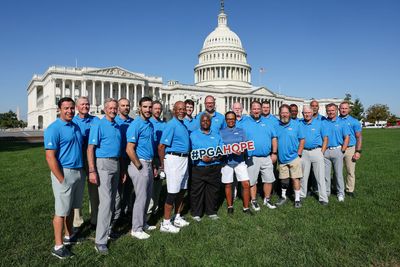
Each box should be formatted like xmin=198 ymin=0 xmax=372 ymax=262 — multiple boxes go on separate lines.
xmin=194 ymin=4 xmax=252 ymax=88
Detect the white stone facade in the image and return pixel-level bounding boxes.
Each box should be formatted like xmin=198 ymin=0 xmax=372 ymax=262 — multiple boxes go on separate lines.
xmin=27 ymin=4 xmax=341 ymax=129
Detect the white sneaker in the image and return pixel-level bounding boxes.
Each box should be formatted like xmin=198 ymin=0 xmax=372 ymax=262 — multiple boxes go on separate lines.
xmin=338 ymin=195 xmax=345 ymax=202
xmin=143 ymin=224 xmax=156 ymax=231
xmin=208 ymin=214 xmax=219 ymax=220
xmin=131 ymin=230 xmax=150 ymax=240
xmin=263 ymin=198 xmax=277 ymax=209
xmin=192 ymin=216 xmax=202 ymax=222
xmin=251 ymin=200 xmax=261 ymax=211
xmin=160 ymin=222 xmax=180 ymax=234
xmin=174 ymin=217 xmax=190 ymax=228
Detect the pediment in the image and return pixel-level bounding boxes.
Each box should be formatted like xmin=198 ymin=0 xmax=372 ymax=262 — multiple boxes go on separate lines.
xmin=85 ymin=67 xmax=143 ymax=79
xmin=251 ymin=87 xmax=276 ymax=97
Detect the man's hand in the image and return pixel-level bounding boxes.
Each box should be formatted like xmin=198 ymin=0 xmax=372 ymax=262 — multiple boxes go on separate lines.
xmin=57 ymin=176 xmax=65 ymax=184
xmin=353 ymin=152 xmax=361 ymax=161
xmin=202 ymin=156 xmax=214 ymax=163
xmin=89 ymin=172 xmax=98 ymax=185
xmin=120 ymin=170 xmax=127 ymax=184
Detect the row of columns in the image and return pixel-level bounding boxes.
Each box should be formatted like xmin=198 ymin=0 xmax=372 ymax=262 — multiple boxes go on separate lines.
xmin=225 ymin=96 xmax=283 ymax=115
xmin=55 ymin=79 xmax=161 ymax=111
xmin=196 ymin=66 xmax=251 ymax=83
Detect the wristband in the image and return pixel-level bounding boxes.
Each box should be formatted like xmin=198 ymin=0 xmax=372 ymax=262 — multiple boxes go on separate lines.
xmin=355 ymin=150 xmax=362 ymax=153
xmin=270 ymin=152 xmax=277 ymax=155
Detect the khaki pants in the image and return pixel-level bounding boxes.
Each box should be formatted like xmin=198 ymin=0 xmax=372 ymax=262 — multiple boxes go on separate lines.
xmin=344 ymin=146 xmax=356 ymax=193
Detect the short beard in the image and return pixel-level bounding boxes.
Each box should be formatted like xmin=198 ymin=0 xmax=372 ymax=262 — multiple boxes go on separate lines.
xmin=280 ymin=117 xmax=290 ymax=124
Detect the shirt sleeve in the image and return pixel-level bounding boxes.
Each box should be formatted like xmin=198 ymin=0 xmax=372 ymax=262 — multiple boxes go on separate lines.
xmin=44 ymin=126 xmax=59 ymax=150
xmin=270 ymin=125 xmax=277 ymax=138
xmin=88 ymin=122 xmax=100 ymax=146
xmin=321 ymin=121 xmax=329 ymax=138
xmin=126 ymin=122 xmax=140 ymax=144
xmin=297 ymin=124 xmax=305 ymax=140
xmin=341 ymin=122 xmax=351 ymax=137
xmin=160 ymin=123 xmax=174 ymax=146
xmin=353 ymin=119 xmax=362 ymax=133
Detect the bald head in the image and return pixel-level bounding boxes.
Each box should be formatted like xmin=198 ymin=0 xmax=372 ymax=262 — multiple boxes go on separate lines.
xmin=173 ymin=101 xmax=186 ymax=120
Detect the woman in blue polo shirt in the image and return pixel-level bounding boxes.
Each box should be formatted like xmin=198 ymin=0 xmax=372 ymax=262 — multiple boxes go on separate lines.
xmin=190 ymin=113 xmax=224 ymax=221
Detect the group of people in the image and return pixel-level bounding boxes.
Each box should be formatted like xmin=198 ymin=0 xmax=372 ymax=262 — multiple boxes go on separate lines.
xmin=44 ymin=95 xmax=362 ymax=259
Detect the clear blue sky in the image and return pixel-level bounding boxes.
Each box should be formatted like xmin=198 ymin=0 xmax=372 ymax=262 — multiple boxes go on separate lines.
xmin=1 ymin=0 xmax=399 ymax=118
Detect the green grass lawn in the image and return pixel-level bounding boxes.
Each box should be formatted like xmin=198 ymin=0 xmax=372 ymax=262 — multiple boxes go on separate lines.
xmin=1 ymin=128 xmax=399 ymax=266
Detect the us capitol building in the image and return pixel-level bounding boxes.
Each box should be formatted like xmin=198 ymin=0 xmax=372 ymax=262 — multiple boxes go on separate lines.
xmin=27 ymin=3 xmax=340 ymax=129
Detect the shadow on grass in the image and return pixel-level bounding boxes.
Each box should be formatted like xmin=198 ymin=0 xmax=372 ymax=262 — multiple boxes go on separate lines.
xmin=0 ymin=141 xmax=43 ymax=152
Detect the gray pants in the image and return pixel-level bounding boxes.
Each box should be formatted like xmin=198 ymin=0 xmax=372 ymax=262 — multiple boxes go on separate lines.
xmin=88 ymin=179 xmax=99 ymax=225
xmin=301 ymin=149 xmax=328 ymax=202
xmin=128 ymin=160 xmax=153 ymax=232
xmin=324 ymin=148 xmax=345 ymax=197
xmin=95 ymin=158 xmax=120 ymax=245
xmin=114 ymin=157 xmax=133 ymax=221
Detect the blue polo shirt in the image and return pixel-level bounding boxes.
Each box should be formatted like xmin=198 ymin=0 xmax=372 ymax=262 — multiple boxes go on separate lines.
xmin=115 ymin=115 xmax=134 ymax=158
xmin=339 ymin=115 xmax=362 ymax=147
xmin=150 ymin=117 xmax=166 ymax=154
xmin=263 ymin=114 xmax=280 ymax=127
xmin=241 ymin=116 xmax=277 ymax=157
xmin=325 ymin=117 xmax=351 ymax=147
xmin=183 ymin=116 xmax=198 ymax=134
xmin=126 ymin=116 xmax=155 ymax=160
xmin=190 ymin=129 xmax=224 ymax=166
xmin=72 ymin=114 xmax=99 ymax=149
xmin=314 ymin=113 xmax=326 ymax=121
xmin=300 ymin=118 xmax=329 ymax=149
xmin=196 ymin=111 xmax=226 ymax=132
xmin=275 ymin=119 xmax=305 ymax=164
xmin=236 ymin=115 xmax=248 ymax=129
xmin=89 ymin=117 xmax=122 ymax=158
xmin=220 ymin=126 xmax=247 ymax=165
xmin=44 ymin=119 xmax=84 ymax=168
xmin=160 ymin=117 xmax=190 ymax=153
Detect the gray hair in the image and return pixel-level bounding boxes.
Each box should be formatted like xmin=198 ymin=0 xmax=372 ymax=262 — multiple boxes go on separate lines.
xmin=104 ymin=98 xmax=118 ymax=108
xmin=76 ymin=96 xmax=90 ymax=105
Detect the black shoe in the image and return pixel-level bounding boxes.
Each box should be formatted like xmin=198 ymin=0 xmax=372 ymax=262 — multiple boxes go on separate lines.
xmin=346 ymin=192 xmax=356 ymax=198
xmin=275 ymin=197 xmax=287 ymax=207
xmin=51 ymin=246 xmax=74 ymax=259
xmin=63 ymin=235 xmax=80 ymax=245
xmin=227 ymin=207 xmax=234 ymax=215
xmin=294 ymin=201 xmax=302 ymax=208
xmin=242 ymin=208 xmax=254 ymax=216
xmin=319 ymin=201 xmax=329 ymax=206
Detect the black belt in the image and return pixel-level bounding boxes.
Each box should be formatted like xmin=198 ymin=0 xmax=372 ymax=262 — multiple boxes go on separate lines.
xmin=304 ymin=146 xmax=321 ymax=151
xmin=167 ymin=152 xmax=189 ymax=157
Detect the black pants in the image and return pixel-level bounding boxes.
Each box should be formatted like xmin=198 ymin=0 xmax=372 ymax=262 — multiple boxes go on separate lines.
xmin=190 ymin=165 xmax=222 ymax=217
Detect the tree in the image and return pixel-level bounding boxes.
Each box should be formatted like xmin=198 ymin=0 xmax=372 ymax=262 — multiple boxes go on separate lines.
xmin=366 ymin=104 xmax=391 ymax=124
xmin=351 ymin=98 xmax=364 ymax=120
xmin=0 ymin=110 xmax=27 ymax=129
xmin=387 ymin=114 xmax=398 ymax=126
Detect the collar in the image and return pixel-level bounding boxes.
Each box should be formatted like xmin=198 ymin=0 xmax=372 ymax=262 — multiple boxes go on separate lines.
xmin=58 ymin=118 xmax=73 ymax=126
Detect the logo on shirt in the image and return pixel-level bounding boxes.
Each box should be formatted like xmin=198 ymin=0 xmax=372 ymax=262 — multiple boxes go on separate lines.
xmin=210 ymin=136 xmax=215 ymax=139
xmin=131 ymin=137 xmax=136 ymax=140
xmin=311 ymin=128 xmax=315 ymax=131
xmin=234 ymin=132 xmax=239 ymax=135
xmin=92 ymin=139 xmax=96 ymax=142
xmin=47 ymin=142 xmax=53 ymax=146
xmin=261 ymin=124 xmax=266 ymax=127
xmin=288 ymin=128 xmax=293 ymax=131
xmin=164 ymin=138 xmax=168 ymax=142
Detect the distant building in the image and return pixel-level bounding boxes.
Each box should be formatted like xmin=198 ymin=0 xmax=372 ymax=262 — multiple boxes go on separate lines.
xmin=27 ymin=3 xmax=341 ymax=129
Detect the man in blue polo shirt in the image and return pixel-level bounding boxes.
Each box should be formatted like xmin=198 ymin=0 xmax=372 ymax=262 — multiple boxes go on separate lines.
xmin=72 ymin=96 xmax=100 ymax=229
xmin=190 ymin=113 xmax=224 ymax=221
xmin=232 ymin=102 xmax=248 ymax=128
xmin=195 ymin=95 xmax=226 ymax=132
xmin=126 ymin=97 xmax=156 ymax=240
xmin=114 ymin=98 xmax=134 ymax=224
xmin=45 ymin=97 xmax=84 ymax=259
xmin=87 ymin=98 xmax=123 ymax=254
xmin=310 ymin=100 xmax=326 ymax=121
xmin=148 ymin=100 xmax=166 ymax=215
xmin=158 ymin=101 xmax=190 ymax=232
xmin=241 ymin=101 xmax=278 ymax=211
xmin=261 ymin=100 xmax=279 ymax=127
xmin=339 ymin=101 xmax=362 ymax=197
xmin=299 ymin=106 xmax=329 ymax=205
xmin=275 ymin=104 xmax=305 ymax=208
xmin=183 ymin=99 xmax=198 ymax=133
xmin=220 ymin=111 xmax=252 ymax=215
xmin=290 ymin=104 xmax=299 ymax=122
xmin=324 ymin=103 xmax=350 ymax=202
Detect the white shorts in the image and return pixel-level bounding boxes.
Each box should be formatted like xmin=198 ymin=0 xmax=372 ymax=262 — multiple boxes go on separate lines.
xmin=221 ymin=162 xmax=249 ymax=184
xmin=164 ymin=154 xmax=189 ymax=193
xmin=246 ymin=156 xmax=276 ymax=186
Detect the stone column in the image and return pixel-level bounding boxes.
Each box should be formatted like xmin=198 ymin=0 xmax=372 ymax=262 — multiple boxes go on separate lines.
xmin=118 ymin=83 xmax=121 ymax=100
xmin=152 ymin=86 xmax=155 ymax=99
xmin=141 ymin=85 xmax=144 ymax=98
xmin=61 ymin=79 xmax=65 ymax=97
xmin=72 ymin=80 xmax=76 ymax=98
xmin=133 ymin=84 xmax=137 ymax=108
xmin=82 ymin=80 xmax=86 ymax=96
xmin=126 ymin=84 xmax=130 ymax=102
xmin=101 ymin=81 xmax=105 ymax=106
xmin=109 ymin=82 xmax=113 ymax=99
xmin=92 ymin=81 xmax=96 ymax=106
